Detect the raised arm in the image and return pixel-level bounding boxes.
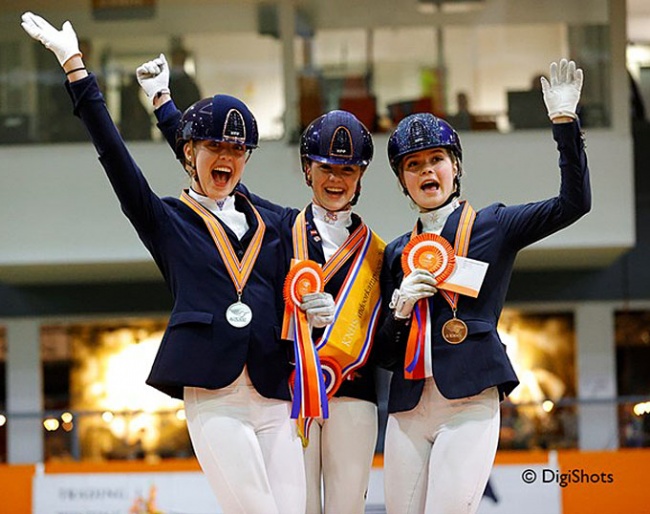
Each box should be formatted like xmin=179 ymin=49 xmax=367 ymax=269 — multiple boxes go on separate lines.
xmin=498 ymin=59 xmax=591 ymax=249
xmin=21 ymin=12 xmax=165 ymax=234
xmin=136 ymin=54 xmax=180 ymax=151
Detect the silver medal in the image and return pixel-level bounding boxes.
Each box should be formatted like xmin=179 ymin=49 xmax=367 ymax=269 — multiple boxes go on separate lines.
xmin=225 ymin=301 xmax=253 ymax=328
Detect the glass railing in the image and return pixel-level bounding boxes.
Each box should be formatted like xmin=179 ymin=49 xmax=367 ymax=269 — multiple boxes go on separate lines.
xmin=2 ymin=396 xmax=649 ymax=463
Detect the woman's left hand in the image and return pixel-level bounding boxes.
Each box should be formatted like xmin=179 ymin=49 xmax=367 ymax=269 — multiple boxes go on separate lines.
xmin=21 ymin=12 xmax=81 ymax=66
xmin=136 ymin=54 xmax=170 ymax=100
xmin=300 ymin=292 xmax=336 ymax=329
xmin=540 ymin=59 xmax=584 ymax=121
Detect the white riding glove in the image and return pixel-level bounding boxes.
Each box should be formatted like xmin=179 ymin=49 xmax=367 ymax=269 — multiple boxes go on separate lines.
xmin=300 ymin=292 xmax=336 ymax=329
xmin=390 ymin=269 xmax=438 ymax=320
xmin=21 ymin=12 xmax=81 ymax=66
xmin=136 ymin=54 xmax=170 ymax=100
xmin=540 ymin=58 xmax=584 ymax=121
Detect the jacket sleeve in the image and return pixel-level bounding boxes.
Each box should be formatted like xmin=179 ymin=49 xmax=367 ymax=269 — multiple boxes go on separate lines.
xmin=236 ymin=182 xmax=300 ymax=221
xmin=497 ymin=120 xmax=592 ymax=250
xmin=66 ymin=74 xmax=166 ymax=235
xmin=154 ymin=100 xmax=183 ymax=155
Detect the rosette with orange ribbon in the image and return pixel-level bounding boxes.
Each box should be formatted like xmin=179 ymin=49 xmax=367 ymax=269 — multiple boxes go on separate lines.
xmin=282 ymin=259 xmax=329 ymax=421
xmin=401 ymin=233 xmax=456 ymax=281
xmin=401 ymin=233 xmax=456 ymax=379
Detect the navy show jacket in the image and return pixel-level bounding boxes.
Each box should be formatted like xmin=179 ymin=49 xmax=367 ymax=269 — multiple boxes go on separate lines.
xmin=67 ymin=75 xmax=291 ymax=401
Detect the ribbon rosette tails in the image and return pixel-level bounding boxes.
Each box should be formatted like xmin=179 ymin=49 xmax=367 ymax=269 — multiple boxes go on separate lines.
xmin=282 ymin=260 xmax=329 ymax=429
xmin=401 ymin=233 xmax=456 ymax=379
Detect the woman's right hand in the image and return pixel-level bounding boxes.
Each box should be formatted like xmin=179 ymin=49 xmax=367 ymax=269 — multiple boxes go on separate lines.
xmin=21 ymin=12 xmax=81 ymax=66
xmin=391 ymin=269 xmax=438 ymax=319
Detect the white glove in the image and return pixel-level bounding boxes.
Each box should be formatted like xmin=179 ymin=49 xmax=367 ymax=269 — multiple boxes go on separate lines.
xmin=390 ymin=269 xmax=438 ymax=319
xmin=300 ymin=292 xmax=335 ymax=329
xmin=540 ymin=58 xmax=584 ymax=120
xmin=21 ymin=12 xmax=81 ymax=66
xmin=136 ymin=54 xmax=170 ymax=100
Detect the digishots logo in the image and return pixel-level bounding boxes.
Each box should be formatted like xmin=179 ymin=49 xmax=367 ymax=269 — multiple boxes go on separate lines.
xmin=521 ymin=468 xmax=614 ymax=488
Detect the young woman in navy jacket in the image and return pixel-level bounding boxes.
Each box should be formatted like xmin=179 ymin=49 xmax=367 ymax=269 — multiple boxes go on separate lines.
xmin=20 ymin=13 xmax=322 ymax=514
xmin=376 ymin=59 xmax=590 ymax=514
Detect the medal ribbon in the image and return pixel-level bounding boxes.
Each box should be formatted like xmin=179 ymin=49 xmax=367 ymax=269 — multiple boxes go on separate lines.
xmin=404 ymin=201 xmax=476 ymax=379
xmin=180 ymin=191 xmax=265 ymax=296
xmin=439 ymin=202 xmax=476 ymax=311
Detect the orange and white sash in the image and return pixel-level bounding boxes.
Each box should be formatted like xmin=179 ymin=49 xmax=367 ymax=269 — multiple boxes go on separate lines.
xmin=404 ymin=201 xmax=476 ymax=379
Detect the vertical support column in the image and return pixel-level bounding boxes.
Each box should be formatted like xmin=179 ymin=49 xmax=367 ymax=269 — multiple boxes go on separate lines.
xmin=576 ymin=303 xmax=618 ymax=450
xmin=279 ymin=0 xmax=298 ymax=142
xmin=6 ymin=318 xmax=43 ymax=463
xmin=435 ymin=23 xmax=447 ymax=112
xmin=608 ymin=0 xmax=629 ymax=135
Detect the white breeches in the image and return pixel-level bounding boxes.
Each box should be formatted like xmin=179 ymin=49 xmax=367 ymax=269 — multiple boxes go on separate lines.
xmin=184 ymin=369 xmax=306 ymax=514
xmin=304 ymin=396 xmax=378 ymax=514
xmin=384 ymin=378 xmax=500 ymax=514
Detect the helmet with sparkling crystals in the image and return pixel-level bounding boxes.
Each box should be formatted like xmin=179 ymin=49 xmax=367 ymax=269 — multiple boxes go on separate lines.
xmin=174 ymin=94 xmax=259 ymax=160
xmin=387 ymin=113 xmax=462 ymax=176
xmin=300 ymin=110 xmax=374 ymax=167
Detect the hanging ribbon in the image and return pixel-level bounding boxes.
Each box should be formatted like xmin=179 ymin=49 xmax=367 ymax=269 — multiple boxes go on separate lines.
xmin=283 ymin=259 xmax=329 ymax=425
xmin=401 ymin=233 xmax=455 ymax=380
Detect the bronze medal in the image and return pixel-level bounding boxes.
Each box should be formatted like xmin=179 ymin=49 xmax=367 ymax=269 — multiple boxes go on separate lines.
xmin=442 ymin=318 xmax=468 ymax=344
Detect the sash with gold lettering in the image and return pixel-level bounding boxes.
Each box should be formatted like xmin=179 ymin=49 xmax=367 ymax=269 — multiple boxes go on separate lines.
xmin=283 ymin=208 xmax=385 ymax=398
xmin=179 ymin=190 xmax=265 ymax=317
xmin=402 ymin=201 xmax=476 ymax=379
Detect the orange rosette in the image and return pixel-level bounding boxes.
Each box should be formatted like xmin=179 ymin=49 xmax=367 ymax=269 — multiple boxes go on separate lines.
xmin=283 ymin=259 xmax=324 ymax=308
xmin=401 ymin=233 xmax=456 ymax=283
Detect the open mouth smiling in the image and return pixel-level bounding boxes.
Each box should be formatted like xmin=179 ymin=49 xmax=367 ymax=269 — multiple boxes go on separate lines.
xmin=421 ymin=179 xmax=440 ymax=192
xmin=324 ymin=187 xmax=345 ymax=196
xmin=211 ymin=166 xmax=232 ymax=184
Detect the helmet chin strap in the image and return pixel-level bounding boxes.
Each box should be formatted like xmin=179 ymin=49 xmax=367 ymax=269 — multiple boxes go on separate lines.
xmin=312 ymin=196 xmax=353 ymax=213
xmin=350 ymin=181 xmax=361 ymax=207
xmin=185 ymin=142 xmax=202 ymax=190
xmin=404 ymin=179 xmax=461 ymax=213
xmin=417 ymin=191 xmax=457 ymax=213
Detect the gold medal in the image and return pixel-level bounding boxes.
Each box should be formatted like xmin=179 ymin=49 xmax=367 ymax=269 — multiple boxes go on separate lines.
xmin=442 ymin=317 xmax=468 ymax=344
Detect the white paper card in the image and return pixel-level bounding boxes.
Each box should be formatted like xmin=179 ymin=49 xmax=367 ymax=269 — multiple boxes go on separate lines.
xmin=438 ymin=256 xmax=489 ymax=298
